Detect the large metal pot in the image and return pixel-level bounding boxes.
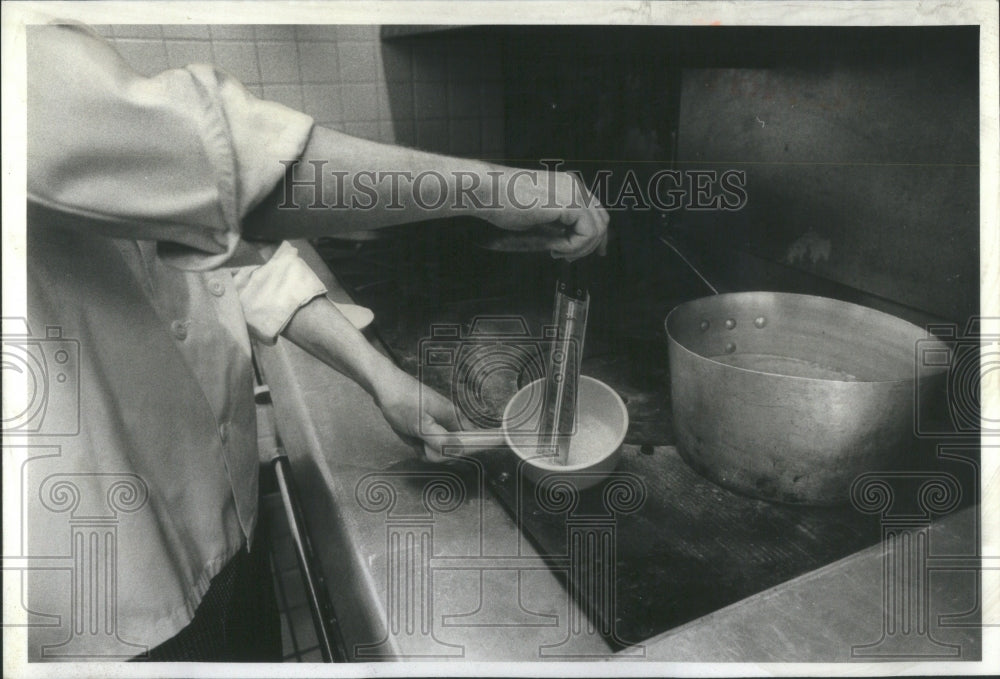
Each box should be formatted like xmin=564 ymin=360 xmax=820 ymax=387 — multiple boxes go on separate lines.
xmin=665 ymin=292 xmax=946 ymax=505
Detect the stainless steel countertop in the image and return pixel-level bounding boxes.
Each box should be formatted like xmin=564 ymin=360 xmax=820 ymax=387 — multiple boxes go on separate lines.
xmin=256 ymin=241 xmax=613 ymax=660
xmin=254 ymin=240 xmax=981 ymax=664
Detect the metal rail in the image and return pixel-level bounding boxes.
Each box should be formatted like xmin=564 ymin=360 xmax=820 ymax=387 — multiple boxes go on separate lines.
xmin=253 ymin=374 xmax=347 ymax=662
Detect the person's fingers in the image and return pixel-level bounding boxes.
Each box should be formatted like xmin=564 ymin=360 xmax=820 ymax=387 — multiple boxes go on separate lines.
xmin=419 ymin=417 xmax=459 ymax=463
xmin=559 ymin=206 xmax=603 ymax=241
xmin=591 ymin=201 xmax=610 ymax=257
xmin=550 ymin=238 xmax=596 ymax=261
xmin=425 ymin=390 xmax=461 ymax=431
xmin=527 ymin=231 xmax=587 ymax=260
xmin=421 ymin=442 xmax=448 ymax=463
xmin=419 ymin=415 xmax=448 ymax=446
xmin=574 ymin=182 xmax=611 ymax=235
xmin=551 ymin=210 xmax=604 ymax=259
xmin=573 ymin=175 xmax=609 ymax=224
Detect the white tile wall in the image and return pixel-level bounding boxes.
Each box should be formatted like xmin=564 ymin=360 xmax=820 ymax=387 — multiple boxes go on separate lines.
xmin=165 ymin=40 xmax=213 ymax=69
xmin=211 ymin=41 xmax=260 ymax=84
xmin=95 ymin=24 xmax=505 ymax=158
xmin=257 ymin=41 xmax=301 ymax=83
xmin=298 ymin=41 xmax=339 ymax=82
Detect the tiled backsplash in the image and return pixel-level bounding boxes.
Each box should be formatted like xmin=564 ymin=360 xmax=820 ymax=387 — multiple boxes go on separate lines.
xmin=93 ymin=25 xmax=504 ymax=159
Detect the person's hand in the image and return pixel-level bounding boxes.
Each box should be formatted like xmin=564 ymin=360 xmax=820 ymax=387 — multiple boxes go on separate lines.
xmin=373 ymin=366 xmax=462 ymax=462
xmin=486 ymin=170 xmax=610 ymax=260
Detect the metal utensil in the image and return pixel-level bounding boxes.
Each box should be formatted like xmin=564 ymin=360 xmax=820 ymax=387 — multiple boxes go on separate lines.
xmin=507 ymin=376 xmax=628 ymax=489
xmin=421 ymin=429 xmax=507 ymax=460
xmin=537 ymin=260 xmax=589 ymax=465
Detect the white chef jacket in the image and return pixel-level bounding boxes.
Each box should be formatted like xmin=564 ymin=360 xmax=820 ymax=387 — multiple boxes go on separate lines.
xmin=22 ymin=24 xmax=327 ymax=658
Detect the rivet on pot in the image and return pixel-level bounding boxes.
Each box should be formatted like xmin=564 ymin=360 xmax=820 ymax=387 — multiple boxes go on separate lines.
xmin=754 ymin=316 xmax=767 ymax=328
xmin=725 ymin=318 xmax=737 ymax=330
xmin=725 ymin=342 xmax=736 ymax=354
xmin=699 ymin=320 xmax=710 ymax=331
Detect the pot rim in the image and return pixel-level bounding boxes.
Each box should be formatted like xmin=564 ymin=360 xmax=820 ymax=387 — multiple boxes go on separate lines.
xmin=665 ymin=291 xmax=948 ymax=386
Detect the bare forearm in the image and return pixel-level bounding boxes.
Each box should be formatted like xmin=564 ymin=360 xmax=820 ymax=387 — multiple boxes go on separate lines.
xmin=244 ymin=126 xmax=499 ymax=239
xmin=280 ymin=294 xmax=394 ymax=400
xmin=280 ymin=292 xmax=462 ymax=452
xmin=244 ymin=125 xmax=609 ymax=259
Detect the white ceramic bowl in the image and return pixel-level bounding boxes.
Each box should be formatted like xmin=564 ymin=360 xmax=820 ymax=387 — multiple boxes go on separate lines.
xmin=502 ymin=376 xmax=629 ymax=490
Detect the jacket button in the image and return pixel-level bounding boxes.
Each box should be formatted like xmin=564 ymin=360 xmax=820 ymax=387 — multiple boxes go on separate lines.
xmin=209 ymin=279 xmax=225 ymax=297
xmin=171 ymin=320 xmax=189 ymax=341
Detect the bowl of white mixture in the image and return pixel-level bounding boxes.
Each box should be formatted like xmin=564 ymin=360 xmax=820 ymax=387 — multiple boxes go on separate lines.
xmin=502 ymin=376 xmax=629 ymax=490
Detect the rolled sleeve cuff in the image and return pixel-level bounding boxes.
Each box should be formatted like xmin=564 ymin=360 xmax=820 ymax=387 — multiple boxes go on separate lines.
xmin=230 ymin=242 xmax=328 ymax=344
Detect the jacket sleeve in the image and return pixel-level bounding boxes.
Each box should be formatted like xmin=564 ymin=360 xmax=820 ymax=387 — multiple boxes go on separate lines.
xmin=27 ymin=23 xmax=314 ymax=271
xmin=228 ymin=241 xmax=329 ymax=345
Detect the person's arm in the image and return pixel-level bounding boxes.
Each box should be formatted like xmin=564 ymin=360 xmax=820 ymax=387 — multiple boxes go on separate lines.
xmin=29 ymin=24 xmax=607 ymax=266
xmin=279 ymin=294 xmax=461 ymax=460
xmin=243 ymin=126 xmax=610 ymax=260
xmin=228 ymin=240 xmax=457 ymax=459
